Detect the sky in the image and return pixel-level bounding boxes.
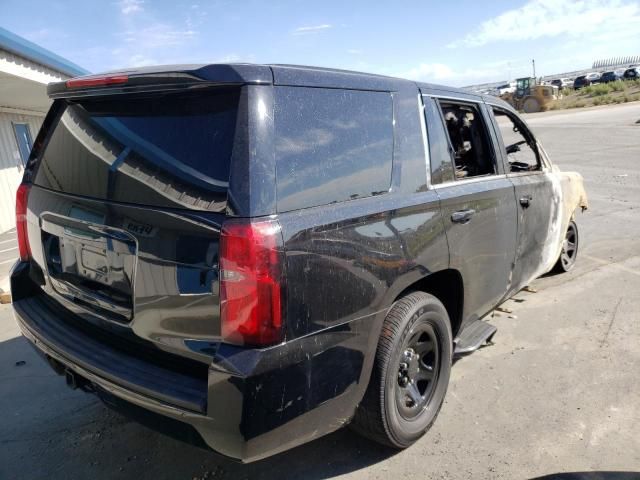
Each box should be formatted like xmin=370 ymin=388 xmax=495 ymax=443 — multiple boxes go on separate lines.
xmin=3 ymin=0 xmax=640 ymax=87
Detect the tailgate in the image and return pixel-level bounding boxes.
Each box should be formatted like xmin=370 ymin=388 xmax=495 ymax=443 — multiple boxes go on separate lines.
xmin=26 ymin=186 xmax=224 ymax=361
xmin=21 ymin=88 xmax=241 ymax=360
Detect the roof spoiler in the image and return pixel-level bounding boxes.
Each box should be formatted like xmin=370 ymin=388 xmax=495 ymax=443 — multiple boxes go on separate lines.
xmin=47 ymin=63 xmax=273 ymax=98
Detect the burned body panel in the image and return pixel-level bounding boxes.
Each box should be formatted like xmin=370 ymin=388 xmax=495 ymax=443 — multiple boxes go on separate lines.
xmin=506 ymin=169 xmax=588 ymax=293
xmin=537 ymin=168 xmax=588 ymax=276
xmin=507 ymin=172 xmax=556 ymax=293
xmin=483 ymin=97 xmax=588 ymax=294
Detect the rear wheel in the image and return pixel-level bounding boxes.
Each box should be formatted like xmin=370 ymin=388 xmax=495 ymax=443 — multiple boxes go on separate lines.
xmin=351 ymin=292 xmax=452 ymax=448
xmin=553 ymin=220 xmax=579 ymax=273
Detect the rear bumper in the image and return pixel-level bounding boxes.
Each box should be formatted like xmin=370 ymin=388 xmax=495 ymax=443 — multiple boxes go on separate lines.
xmin=14 ymin=293 xmax=208 ymax=413
xmin=11 ymin=263 xmax=377 ymax=462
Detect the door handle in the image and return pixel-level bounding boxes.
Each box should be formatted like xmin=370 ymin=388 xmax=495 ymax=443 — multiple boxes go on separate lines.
xmin=451 ymin=209 xmax=475 ymax=224
xmin=519 ymin=195 xmax=533 ymax=208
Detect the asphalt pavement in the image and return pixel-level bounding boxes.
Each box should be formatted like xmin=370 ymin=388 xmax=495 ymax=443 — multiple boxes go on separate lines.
xmin=0 ymin=102 xmax=639 ymax=480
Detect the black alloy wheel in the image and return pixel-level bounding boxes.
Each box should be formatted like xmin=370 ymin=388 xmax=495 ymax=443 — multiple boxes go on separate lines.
xmin=395 ymin=325 xmax=440 ymax=420
xmin=350 ymin=291 xmax=452 ymax=448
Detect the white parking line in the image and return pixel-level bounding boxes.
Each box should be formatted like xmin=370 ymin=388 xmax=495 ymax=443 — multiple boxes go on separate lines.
xmin=0 ymin=246 xmax=18 ymax=253
xmin=0 ymin=239 xmax=16 ymax=244
xmin=0 ymin=258 xmax=16 ymax=265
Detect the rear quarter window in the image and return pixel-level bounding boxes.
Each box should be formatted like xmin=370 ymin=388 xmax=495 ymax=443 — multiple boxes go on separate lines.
xmin=274 ymin=87 xmax=393 ymax=212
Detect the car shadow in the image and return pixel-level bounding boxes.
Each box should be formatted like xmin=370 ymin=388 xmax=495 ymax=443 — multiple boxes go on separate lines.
xmin=0 ymin=333 xmax=397 ymax=480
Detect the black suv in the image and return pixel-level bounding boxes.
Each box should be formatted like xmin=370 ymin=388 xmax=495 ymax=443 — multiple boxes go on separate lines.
xmin=600 ymin=71 xmax=621 ymax=83
xmin=11 ymin=64 xmax=588 ymax=462
xmin=573 ymin=75 xmax=590 ymax=89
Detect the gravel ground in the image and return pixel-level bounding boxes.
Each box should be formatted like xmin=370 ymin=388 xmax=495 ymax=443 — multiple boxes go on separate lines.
xmin=1 ymin=102 xmax=639 ymax=480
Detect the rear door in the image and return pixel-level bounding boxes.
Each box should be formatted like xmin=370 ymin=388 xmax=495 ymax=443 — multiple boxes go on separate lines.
xmin=487 ymin=104 xmax=555 ymax=292
xmin=422 ymin=93 xmax=518 ymax=324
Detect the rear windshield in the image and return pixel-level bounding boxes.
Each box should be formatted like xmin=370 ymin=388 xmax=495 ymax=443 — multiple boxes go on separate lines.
xmin=34 ymin=89 xmax=240 ymax=211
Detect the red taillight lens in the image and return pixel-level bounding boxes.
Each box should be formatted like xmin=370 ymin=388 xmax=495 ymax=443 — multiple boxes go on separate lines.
xmin=16 ymin=183 xmax=31 ymax=261
xmin=66 ymin=75 xmax=128 ymax=89
xmin=219 ymin=218 xmax=285 ymax=346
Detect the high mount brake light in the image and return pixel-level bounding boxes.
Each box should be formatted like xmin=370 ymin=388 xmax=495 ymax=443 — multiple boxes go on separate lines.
xmin=66 ymin=75 xmax=129 ymax=89
xmin=219 ymin=218 xmax=285 ymax=346
xmin=16 ymin=183 xmax=31 ymax=261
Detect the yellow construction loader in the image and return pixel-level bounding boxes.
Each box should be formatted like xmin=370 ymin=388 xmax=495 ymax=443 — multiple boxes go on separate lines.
xmin=500 ymin=77 xmax=558 ymax=113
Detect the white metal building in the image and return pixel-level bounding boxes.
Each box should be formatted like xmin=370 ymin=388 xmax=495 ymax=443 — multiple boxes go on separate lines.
xmin=0 ymin=27 xmax=87 ymax=233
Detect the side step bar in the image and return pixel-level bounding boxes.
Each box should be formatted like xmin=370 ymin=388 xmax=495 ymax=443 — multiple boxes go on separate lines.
xmin=454 ymin=320 xmax=497 ymax=356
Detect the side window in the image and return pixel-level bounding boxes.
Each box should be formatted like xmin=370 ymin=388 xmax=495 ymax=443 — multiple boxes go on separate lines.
xmin=491 ymin=107 xmax=541 ymax=172
xmin=423 ymin=97 xmax=454 ymax=185
xmin=437 ymin=101 xmax=496 ymax=180
xmin=274 ymin=87 xmax=393 ymax=212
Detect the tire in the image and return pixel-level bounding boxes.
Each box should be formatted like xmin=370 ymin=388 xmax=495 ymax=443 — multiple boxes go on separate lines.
xmin=351 ymin=292 xmax=452 ymax=448
xmin=553 ymin=220 xmax=579 ymax=273
xmin=523 ymin=97 xmax=541 ymax=113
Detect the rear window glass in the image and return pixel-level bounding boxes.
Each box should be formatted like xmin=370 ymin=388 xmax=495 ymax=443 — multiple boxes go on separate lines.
xmin=274 ymin=87 xmax=393 ymax=212
xmin=34 ymin=89 xmax=240 ymax=211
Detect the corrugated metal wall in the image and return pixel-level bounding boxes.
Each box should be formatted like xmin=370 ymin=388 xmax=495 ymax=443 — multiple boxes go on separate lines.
xmin=0 ymin=112 xmax=43 ymax=232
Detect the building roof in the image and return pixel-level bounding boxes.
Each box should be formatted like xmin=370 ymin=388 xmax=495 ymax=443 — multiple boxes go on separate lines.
xmin=0 ymin=26 xmax=88 ymax=77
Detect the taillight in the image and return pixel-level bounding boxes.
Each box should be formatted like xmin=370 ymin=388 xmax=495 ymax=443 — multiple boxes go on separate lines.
xmin=16 ymin=183 xmax=31 ymax=261
xmin=219 ymin=218 xmax=285 ymax=346
xmin=66 ymin=74 xmax=128 ymax=89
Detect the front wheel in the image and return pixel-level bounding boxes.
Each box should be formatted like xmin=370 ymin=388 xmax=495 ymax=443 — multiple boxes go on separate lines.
xmin=523 ymin=97 xmax=541 ymax=113
xmin=553 ymin=220 xmax=579 ymax=273
xmin=351 ymin=292 xmax=452 ymax=448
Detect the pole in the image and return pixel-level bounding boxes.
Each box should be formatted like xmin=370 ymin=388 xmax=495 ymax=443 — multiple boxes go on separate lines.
xmin=532 ymin=59 xmax=536 ymax=79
